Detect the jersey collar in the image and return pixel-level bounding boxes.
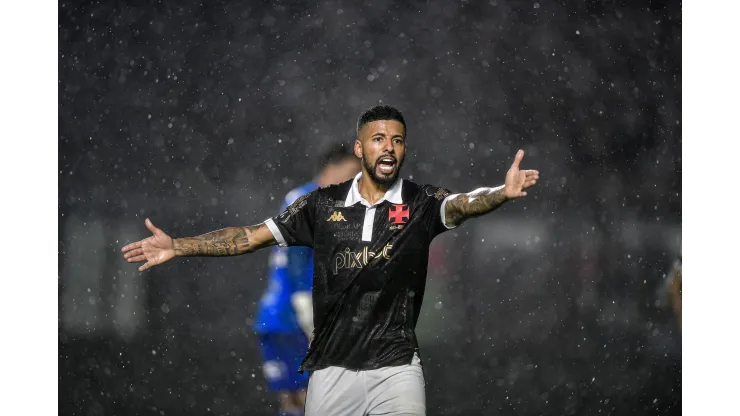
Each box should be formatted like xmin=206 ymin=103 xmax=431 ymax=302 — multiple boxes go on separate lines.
xmin=345 ymin=172 xmax=404 ymax=208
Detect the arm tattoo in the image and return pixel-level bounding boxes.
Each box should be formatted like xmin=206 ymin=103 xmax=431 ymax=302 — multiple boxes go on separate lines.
xmin=444 ymin=185 xmax=508 ymax=227
xmin=173 ymin=225 xmax=262 ymax=257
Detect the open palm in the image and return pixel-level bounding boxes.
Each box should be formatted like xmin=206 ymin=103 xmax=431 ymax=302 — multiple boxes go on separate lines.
xmin=122 ymin=218 xmax=175 ymax=272
xmin=504 ymin=150 xmax=540 ymax=199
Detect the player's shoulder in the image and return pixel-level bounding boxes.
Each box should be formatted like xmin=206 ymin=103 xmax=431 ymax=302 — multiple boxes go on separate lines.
xmin=402 ymin=179 xmax=454 ymax=202
xmin=314 ymin=178 xmax=354 ymax=206
xmin=284 ymin=182 xmax=319 ymax=206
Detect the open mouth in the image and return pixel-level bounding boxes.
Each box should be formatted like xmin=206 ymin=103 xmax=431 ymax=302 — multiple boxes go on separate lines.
xmin=377 ymin=156 xmax=397 ymax=175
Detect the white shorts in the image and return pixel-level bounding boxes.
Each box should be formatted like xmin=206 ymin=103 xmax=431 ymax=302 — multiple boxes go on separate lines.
xmin=304 ymin=354 xmax=426 ymax=416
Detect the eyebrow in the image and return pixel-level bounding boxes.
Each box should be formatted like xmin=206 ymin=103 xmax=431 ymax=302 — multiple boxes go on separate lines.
xmin=371 ymin=132 xmax=405 ymax=139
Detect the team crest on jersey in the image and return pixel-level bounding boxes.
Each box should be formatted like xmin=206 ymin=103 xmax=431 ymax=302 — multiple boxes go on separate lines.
xmin=327 ymin=210 xmax=347 ymax=222
xmin=389 ymin=204 xmax=410 ymax=226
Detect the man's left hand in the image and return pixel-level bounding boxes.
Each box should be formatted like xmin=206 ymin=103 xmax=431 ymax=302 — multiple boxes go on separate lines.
xmin=503 ymin=149 xmax=540 ymax=200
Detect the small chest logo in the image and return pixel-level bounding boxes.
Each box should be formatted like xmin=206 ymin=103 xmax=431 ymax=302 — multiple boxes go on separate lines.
xmin=327 ymin=211 xmax=347 ymax=222
xmin=389 ymin=204 xmax=410 ymax=225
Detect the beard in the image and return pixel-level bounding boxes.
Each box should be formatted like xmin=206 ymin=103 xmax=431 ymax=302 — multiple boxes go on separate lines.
xmin=362 ymin=154 xmax=404 ymax=186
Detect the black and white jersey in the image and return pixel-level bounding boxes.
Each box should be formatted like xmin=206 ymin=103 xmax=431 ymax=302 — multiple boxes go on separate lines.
xmin=264 ymin=174 xmax=458 ymax=371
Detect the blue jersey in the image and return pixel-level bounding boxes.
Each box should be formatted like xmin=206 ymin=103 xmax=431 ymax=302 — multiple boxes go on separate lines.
xmin=254 ymin=182 xmax=317 ymax=334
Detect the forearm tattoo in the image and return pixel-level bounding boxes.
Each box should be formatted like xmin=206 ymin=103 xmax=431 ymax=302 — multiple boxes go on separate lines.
xmin=174 ymin=225 xmax=261 ymax=257
xmin=445 ymin=185 xmax=508 ymax=227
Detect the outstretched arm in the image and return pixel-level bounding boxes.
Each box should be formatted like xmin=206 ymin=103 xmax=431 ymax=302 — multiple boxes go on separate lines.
xmin=122 ymin=218 xmax=276 ymax=272
xmin=174 ymin=224 xmax=275 ymax=257
xmin=444 ymin=150 xmax=540 ymax=228
xmin=444 ymin=185 xmax=509 ymax=227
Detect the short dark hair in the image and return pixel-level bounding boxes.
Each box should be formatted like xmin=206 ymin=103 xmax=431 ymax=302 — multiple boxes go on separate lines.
xmin=318 ymin=143 xmax=356 ymax=172
xmin=357 ymin=105 xmax=406 ymax=134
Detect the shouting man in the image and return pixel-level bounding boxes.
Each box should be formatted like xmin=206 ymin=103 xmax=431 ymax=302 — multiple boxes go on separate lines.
xmin=122 ymin=105 xmax=540 ymax=416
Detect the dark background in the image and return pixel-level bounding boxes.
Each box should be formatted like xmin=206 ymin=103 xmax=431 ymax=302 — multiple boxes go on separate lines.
xmin=58 ymin=0 xmax=681 ymax=414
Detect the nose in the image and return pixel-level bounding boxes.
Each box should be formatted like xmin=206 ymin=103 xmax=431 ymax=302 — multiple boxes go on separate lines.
xmin=381 ymin=138 xmax=394 ymax=154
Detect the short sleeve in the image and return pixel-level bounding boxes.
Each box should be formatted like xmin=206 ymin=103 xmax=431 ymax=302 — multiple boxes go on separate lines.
xmin=419 ymin=185 xmax=460 ymax=238
xmin=265 ymin=190 xmax=318 ymax=248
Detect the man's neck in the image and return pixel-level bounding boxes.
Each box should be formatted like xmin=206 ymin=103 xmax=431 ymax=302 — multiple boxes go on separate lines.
xmin=358 ymin=171 xmax=393 ymax=205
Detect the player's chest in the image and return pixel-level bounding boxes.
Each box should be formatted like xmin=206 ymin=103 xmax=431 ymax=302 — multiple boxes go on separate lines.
xmin=316 ymin=201 xmax=418 ymax=244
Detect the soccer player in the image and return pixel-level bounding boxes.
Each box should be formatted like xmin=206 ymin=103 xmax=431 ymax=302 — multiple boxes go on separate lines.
xmin=122 ymin=105 xmax=539 ymax=416
xmin=255 ymin=145 xmax=359 ymax=416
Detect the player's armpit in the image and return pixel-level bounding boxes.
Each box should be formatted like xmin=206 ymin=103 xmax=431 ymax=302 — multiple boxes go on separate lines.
xmin=443 ymin=185 xmax=508 ymax=228
xmin=173 ymin=223 xmax=277 ymax=257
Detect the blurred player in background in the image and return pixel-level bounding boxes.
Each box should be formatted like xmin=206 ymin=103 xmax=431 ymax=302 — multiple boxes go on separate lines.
xmin=667 ymin=256 xmax=682 ymax=329
xmin=253 ymin=144 xmax=360 ymax=416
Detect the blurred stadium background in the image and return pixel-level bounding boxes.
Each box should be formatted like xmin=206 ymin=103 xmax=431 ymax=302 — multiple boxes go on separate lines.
xmin=59 ymin=0 xmax=681 ymax=414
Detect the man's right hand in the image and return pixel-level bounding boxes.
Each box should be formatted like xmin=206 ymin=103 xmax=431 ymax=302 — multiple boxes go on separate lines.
xmin=122 ymin=218 xmax=175 ymax=272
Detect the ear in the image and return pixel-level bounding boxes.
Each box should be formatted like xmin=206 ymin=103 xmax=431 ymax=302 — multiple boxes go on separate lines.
xmin=354 ymin=139 xmax=363 ymax=159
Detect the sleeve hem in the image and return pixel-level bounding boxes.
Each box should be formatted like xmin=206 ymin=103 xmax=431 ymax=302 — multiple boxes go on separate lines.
xmin=440 ymin=193 xmax=461 ymax=229
xmin=264 ymin=218 xmax=288 ymax=247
